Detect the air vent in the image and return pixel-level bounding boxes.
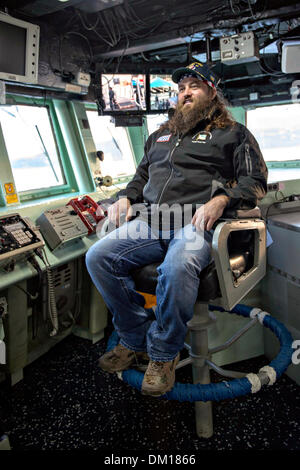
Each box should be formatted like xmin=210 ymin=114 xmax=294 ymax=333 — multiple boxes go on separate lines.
xmin=53 ymin=264 xmax=71 ymax=287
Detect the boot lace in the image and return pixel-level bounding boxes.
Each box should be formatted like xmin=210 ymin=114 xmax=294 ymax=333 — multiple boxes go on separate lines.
xmin=148 ymin=361 xmax=165 ymax=373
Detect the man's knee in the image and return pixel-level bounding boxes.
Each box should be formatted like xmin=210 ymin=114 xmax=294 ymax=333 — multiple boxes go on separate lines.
xmin=85 ymin=239 xmax=112 ymax=273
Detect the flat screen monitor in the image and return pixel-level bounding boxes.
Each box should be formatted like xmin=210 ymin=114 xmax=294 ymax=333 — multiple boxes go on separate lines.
xmin=101 ymin=73 xmax=146 ymax=113
xmin=0 ymin=13 xmax=40 ymax=84
xmin=150 ymin=74 xmax=178 ymax=111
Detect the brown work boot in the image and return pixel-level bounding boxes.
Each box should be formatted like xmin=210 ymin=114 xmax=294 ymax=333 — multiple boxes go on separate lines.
xmin=141 ymin=354 xmax=180 ymax=397
xmin=99 ymin=343 xmax=148 ymax=373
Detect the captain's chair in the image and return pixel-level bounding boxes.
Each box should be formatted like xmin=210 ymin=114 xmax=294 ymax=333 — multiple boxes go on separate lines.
xmin=130 ymin=210 xmax=266 ymax=438
xmin=99 ymin=208 xmax=267 ymax=438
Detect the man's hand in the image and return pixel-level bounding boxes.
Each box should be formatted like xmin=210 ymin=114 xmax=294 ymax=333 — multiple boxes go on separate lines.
xmin=107 ymin=198 xmax=133 ymax=227
xmin=191 ymin=195 xmax=229 ymax=231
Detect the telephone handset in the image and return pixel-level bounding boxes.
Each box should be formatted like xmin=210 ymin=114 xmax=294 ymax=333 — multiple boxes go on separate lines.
xmin=67 ymin=195 xmax=106 ymax=235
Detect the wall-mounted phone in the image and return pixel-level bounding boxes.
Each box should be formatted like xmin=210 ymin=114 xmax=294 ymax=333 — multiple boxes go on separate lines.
xmin=0 ymin=213 xmax=44 ymax=268
xmin=67 ymin=195 xmax=106 ymax=235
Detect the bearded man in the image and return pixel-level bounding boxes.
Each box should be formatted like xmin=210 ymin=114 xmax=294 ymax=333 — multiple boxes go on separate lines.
xmin=86 ymin=62 xmax=268 ymax=397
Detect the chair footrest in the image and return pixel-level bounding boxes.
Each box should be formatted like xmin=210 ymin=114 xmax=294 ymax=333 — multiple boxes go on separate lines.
xmin=206 ymin=359 xmax=247 ymax=379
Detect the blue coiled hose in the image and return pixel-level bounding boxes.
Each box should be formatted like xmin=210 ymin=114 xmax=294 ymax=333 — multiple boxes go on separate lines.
xmin=106 ymin=304 xmax=294 ymax=402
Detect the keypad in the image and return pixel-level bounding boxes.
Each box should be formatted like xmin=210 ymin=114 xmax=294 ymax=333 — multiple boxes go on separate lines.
xmin=11 ymin=230 xmax=31 ymax=245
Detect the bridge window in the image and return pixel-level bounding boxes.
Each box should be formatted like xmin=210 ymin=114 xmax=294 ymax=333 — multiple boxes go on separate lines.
xmin=247 ymin=104 xmax=300 ymax=183
xmin=0 ymin=104 xmax=66 ymax=193
xmin=86 ymin=112 xmax=136 ymax=179
xmin=146 ymin=114 xmax=168 ymax=136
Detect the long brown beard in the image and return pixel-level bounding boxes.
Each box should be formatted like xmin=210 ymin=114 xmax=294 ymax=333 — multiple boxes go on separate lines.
xmin=168 ymin=96 xmax=213 ymax=135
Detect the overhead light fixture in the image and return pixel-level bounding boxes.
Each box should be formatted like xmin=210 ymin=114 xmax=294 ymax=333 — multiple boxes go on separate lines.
xmin=77 ymin=0 xmax=124 ymax=13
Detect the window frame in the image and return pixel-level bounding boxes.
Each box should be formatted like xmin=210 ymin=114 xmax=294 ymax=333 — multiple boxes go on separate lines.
xmin=2 ymin=95 xmax=78 ymax=202
xmin=84 ymin=103 xmax=140 ymax=184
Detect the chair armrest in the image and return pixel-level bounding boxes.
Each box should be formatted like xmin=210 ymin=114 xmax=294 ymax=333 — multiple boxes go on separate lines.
xmin=212 ymin=218 xmax=266 ymax=311
xmin=221 ymin=206 xmax=262 ymax=220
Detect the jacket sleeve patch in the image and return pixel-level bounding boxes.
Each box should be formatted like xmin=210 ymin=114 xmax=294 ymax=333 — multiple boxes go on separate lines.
xmin=156 ymin=134 xmax=172 ymax=142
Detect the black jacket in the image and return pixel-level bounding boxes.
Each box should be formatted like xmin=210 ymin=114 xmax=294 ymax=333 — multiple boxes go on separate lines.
xmin=118 ymin=121 xmax=268 ymax=211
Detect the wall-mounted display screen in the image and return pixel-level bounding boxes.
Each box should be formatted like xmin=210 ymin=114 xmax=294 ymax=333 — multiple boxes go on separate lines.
xmin=150 ymin=74 xmax=177 ymax=111
xmin=101 ymin=74 xmax=146 ymax=112
xmin=0 ymin=12 xmax=40 ymax=85
xmin=0 ymin=22 xmax=26 ymax=76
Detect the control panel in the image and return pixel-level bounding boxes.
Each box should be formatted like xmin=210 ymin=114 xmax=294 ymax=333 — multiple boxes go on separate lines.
xmin=37 ymin=205 xmax=89 ymax=250
xmin=220 ymin=32 xmax=259 ymax=64
xmin=0 ymin=213 xmax=44 ymax=263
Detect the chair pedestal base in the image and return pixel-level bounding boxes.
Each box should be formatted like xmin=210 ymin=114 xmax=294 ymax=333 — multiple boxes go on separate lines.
xmin=187 ymin=303 xmax=216 ymax=438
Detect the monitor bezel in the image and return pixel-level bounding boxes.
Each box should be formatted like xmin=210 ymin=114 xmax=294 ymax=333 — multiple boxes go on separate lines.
xmin=100 ymin=72 xmax=148 ymax=116
xmin=149 ymin=72 xmax=177 ymax=113
xmin=0 ymin=12 xmax=40 ymax=85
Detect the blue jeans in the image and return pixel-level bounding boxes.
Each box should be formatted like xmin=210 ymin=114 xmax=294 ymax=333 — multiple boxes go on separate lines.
xmin=85 ymin=219 xmax=213 ymax=361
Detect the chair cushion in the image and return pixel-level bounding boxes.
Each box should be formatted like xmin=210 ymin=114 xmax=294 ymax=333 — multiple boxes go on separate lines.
xmin=131 ymin=229 xmax=254 ymax=303
xmin=131 ymin=261 xmax=221 ymax=302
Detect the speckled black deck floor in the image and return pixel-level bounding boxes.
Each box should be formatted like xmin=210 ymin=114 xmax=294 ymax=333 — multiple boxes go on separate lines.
xmin=0 ymin=332 xmax=299 ymax=453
